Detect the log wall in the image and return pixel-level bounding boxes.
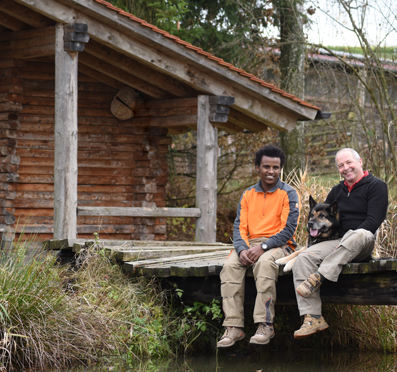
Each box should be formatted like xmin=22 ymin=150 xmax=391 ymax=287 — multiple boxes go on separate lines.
xmin=8 ymin=59 xmax=169 ymax=241
xmin=0 ymin=59 xmax=22 ymax=243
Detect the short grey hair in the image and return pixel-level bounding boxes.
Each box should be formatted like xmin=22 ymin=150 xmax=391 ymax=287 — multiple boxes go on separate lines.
xmin=335 ymin=148 xmax=361 ymax=166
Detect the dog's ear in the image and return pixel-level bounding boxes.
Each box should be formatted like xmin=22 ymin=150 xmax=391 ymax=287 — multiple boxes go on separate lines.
xmin=328 ymin=200 xmax=339 ymax=216
xmin=309 ymin=195 xmax=317 ymax=210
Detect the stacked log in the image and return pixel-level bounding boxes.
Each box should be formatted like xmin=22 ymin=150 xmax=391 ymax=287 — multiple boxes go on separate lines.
xmin=14 ymin=59 xmax=169 ymax=241
xmin=0 ymin=59 xmax=22 ymax=242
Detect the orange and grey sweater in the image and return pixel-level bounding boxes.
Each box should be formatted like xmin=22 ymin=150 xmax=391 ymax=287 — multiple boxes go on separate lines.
xmin=233 ymin=178 xmax=300 ymax=255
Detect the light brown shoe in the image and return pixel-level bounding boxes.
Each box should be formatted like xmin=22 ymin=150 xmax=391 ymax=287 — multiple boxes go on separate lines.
xmin=294 ymin=314 xmax=329 ymax=339
xmin=296 ymin=272 xmax=323 ymax=298
xmin=217 ymin=327 xmax=245 ymax=348
xmin=249 ymin=323 xmax=275 ymax=345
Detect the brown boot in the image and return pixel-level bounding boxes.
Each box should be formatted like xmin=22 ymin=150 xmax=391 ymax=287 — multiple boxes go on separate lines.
xmin=294 ymin=314 xmax=329 ymax=339
xmin=217 ymin=327 xmax=245 ymax=348
xmin=296 ymin=272 xmax=323 ymax=298
xmin=249 ymin=323 xmax=275 ymax=345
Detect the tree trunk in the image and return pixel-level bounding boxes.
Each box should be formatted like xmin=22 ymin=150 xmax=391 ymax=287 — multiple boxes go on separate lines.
xmin=278 ymin=0 xmax=306 ymax=173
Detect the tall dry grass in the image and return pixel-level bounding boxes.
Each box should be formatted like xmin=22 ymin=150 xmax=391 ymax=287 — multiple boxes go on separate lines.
xmin=0 ymin=236 xmax=190 ymax=369
xmin=0 ymin=239 xmax=120 ymax=370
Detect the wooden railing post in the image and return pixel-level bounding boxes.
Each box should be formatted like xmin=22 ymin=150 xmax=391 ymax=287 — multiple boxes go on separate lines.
xmin=54 ymin=24 xmax=79 ymax=239
xmin=195 ymin=96 xmax=218 ymax=242
xmin=54 ymin=23 xmax=89 ymax=239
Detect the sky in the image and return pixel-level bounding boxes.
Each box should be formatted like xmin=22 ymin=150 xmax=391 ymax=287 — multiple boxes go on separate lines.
xmin=305 ymin=0 xmax=397 ymax=47
xmin=264 ymin=0 xmax=397 ymax=48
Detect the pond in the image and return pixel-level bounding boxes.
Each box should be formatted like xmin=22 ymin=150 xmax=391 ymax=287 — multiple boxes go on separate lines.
xmin=63 ymin=351 xmax=397 ymax=372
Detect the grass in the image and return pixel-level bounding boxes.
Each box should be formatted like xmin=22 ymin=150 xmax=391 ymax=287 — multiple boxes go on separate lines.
xmin=0 ymin=236 xmax=203 ymax=369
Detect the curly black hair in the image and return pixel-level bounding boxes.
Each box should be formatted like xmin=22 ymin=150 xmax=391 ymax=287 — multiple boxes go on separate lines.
xmin=254 ymin=145 xmax=286 ymax=168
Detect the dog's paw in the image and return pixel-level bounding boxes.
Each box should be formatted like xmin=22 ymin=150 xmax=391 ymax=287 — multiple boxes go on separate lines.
xmin=275 ymin=257 xmax=288 ymax=266
xmin=283 ymin=258 xmax=296 ymax=272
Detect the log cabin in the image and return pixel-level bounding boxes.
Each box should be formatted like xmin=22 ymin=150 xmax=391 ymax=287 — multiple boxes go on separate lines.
xmin=0 ymin=0 xmax=321 ymax=244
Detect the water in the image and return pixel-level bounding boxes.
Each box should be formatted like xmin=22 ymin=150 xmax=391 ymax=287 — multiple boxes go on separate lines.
xmin=65 ymin=351 xmax=397 ymax=372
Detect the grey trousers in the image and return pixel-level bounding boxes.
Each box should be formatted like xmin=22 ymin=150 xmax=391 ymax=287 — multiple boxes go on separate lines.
xmin=292 ymin=229 xmax=375 ymax=316
xmin=220 ymin=237 xmax=289 ymax=327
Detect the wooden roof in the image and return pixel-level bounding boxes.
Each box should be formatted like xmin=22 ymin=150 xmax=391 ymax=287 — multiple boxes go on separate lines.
xmin=2 ymin=0 xmax=320 ymax=132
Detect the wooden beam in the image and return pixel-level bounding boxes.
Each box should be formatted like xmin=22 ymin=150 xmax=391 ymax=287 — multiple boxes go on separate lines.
xmin=78 ymin=64 xmax=125 ymax=90
xmin=0 ymin=25 xmax=55 ymax=42
xmin=216 ymin=122 xmax=244 ymax=134
xmin=228 ymin=108 xmax=269 ymax=133
xmin=77 ymin=206 xmax=201 ymax=218
xmin=84 ymin=40 xmax=196 ymax=98
xmin=0 ymin=34 xmax=55 ymax=51
xmin=130 ymin=114 xmax=197 ymax=127
xmin=54 ymin=23 xmax=77 ymax=239
xmin=78 ymin=53 xmax=171 ymax=99
xmin=0 ymin=32 xmax=55 ymax=58
xmin=0 ymin=0 xmax=53 ymax=28
xmin=135 ymin=97 xmax=197 ymax=110
xmin=0 ymin=10 xmax=29 ymax=30
xmin=195 ymin=96 xmax=217 ymax=243
xmin=13 ymin=0 xmax=313 ymax=130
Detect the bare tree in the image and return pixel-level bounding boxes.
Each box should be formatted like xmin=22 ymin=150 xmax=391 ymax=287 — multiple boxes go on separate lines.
xmin=307 ymin=0 xmax=397 ymax=178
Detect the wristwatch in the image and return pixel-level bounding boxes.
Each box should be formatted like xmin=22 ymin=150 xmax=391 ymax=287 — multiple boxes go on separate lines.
xmin=261 ymin=242 xmax=269 ymax=251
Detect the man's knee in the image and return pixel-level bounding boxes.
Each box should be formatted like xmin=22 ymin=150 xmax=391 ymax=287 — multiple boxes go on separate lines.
xmin=293 ymin=251 xmax=322 ymax=279
xmin=220 ymin=280 xmax=243 ymax=298
xmin=339 ymin=229 xmax=374 ymax=252
xmin=220 ymin=259 xmax=246 ymax=297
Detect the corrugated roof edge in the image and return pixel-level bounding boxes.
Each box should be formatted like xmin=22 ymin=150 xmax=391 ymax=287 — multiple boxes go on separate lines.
xmin=93 ymin=0 xmax=320 ymax=112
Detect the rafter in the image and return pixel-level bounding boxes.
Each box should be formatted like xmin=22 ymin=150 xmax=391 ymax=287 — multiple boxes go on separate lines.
xmin=78 ymin=53 xmax=172 ymax=99
xmin=0 ymin=0 xmax=53 ymax=28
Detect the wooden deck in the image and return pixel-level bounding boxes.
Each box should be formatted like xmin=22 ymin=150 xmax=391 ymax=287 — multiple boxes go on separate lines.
xmin=44 ymin=239 xmax=397 ymax=306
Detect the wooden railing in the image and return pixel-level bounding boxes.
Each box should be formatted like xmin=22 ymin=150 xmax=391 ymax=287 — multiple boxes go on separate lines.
xmin=77 ymin=207 xmax=201 ymax=218
xmin=77 ymin=206 xmax=202 ymax=240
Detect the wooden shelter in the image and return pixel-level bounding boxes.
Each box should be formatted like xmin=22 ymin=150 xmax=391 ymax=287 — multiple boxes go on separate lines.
xmin=0 ymin=0 xmax=320 ymax=244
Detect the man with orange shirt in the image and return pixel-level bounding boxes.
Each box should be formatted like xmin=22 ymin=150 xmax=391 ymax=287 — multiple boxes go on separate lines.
xmin=217 ymin=145 xmax=300 ymax=348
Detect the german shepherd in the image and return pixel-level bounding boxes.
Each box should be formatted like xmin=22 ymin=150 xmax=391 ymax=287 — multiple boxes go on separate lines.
xmin=275 ymin=196 xmax=340 ymax=272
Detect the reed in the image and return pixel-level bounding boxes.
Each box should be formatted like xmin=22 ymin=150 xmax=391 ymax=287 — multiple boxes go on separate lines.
xmin=0 ymin=236 xmax=189 ymax=369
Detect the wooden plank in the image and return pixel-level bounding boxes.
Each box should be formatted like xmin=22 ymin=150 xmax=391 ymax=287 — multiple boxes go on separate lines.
xmin=228 ymin=107 xmax=269 ymax=133
xmin=53 ymin=23 xmax=77 ymax=239
xmin=168 ymin=270 xmax=397 ymax=305
xmin=0 ymin=26 xmax=55 ymax=42
xmin=84 ymin=40 xmax=195 ymax=98
xmin=107 ymin=246 xmax=231 ymax=262
xmin=0 ymin=34 xmax=55 ymax=52
xmin=1 ymin=43 xmax=55 ymax=59
xmin=130 ymin=114 xmax=197 ymax=127
xmin=0 ymin=2 xmax=53 ymax=28
xmin=134 ymin=105 xmax=197 ymax=118
xmin=78 ymin=53 xmax=170 ymax=99
xmin=0 ymin=10 xmax=29 ymax=30
xmin=195 ymin=96 xmax=217 ymax=242
xmin=77 ymin=206 xmax=201 ymax=218
xmin=78 ymin=64 xmax=126 ymax=90
xmin=124 ymin=251 xmax=229 ymax=276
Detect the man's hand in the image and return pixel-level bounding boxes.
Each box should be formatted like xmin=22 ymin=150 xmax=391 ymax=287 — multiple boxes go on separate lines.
xmin=247 ymin=244 xmax=264 ymax=262
xmin=239 ymin=245 xmax=265 ymax=266
xmin=239 ymin=250 xmax=255 ymax=266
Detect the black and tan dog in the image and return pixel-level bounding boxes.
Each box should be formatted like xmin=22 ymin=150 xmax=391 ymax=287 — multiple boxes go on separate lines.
xmin=275 ymin=196 xmax=340 ymax=272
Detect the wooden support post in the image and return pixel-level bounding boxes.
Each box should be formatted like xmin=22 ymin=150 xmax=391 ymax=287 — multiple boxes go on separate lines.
xmin=195 ymin=96 xmax=218 ymax=242
xmin=54 ymin=23 xmax=78 ymax=239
